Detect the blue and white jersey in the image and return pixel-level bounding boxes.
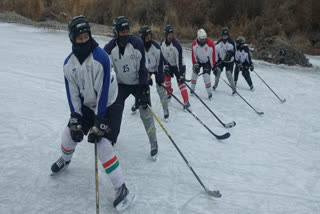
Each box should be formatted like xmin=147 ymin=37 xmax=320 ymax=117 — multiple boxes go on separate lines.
xmin=160 ymin=38 xmax=185 ymax=72
xmin=215 ymin=38 xmax=236 ymax=63
xmin=145 ymin=40 xmax=164 ymax=83
xmin=63 ymin=46 xmax=117 ymax=117
xmin=104 ymin=35 xmax=148 ymax=85
xmin=235 ymin=45 xmax=252 ymax=66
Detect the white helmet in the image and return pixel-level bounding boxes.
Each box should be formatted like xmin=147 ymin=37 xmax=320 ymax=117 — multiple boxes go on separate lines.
xmin=197 ymin=28 xmax=207 ymax=40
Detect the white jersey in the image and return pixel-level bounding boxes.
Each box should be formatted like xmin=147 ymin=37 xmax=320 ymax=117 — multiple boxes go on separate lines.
xmin=145 ymin=42 xmax=161 ymax=73
xmin=191 ymin=38 xmax=216 ymax=68
xmin=215 ymin=38 xmax=236 ymax=63
xmin=160 ymin=38 xmax=185 ymax=71
xmin=145 ymin=40 xmax=164 ymax=84
xmin=235 ymin=45 xmax=252 ymax=65
xmin=63 ymin=46 xmax=117 ymax=117
xmin=104 ymin=35 xmax=148 ymax=85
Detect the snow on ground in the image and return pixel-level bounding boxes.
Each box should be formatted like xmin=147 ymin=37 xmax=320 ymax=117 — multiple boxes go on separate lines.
xmin=306 ymin=55 xmax=320 ymax=68
xmin=0 ymin=22 xmax=320 ymax=214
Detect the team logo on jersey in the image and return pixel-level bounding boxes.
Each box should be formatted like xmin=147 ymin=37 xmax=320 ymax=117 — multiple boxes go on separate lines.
xmin=130 ymin=55 xmax=135 ymax=60
xmin=72 ymin=68 xmax=76 ymax=73
xmin=205 ymin=47 xmax=208 ymax=51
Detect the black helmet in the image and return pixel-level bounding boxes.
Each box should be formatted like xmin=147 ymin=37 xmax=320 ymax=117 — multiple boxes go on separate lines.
xmin=236 ymin=36 xmax=245 ymax=46
xmin=68 ymin=15 xmax=91 ymax=44
xmin=164 ymin=24 xmax=174 ymax=37
xmin=221 ymin=27 xmax=229 ymax=36
xmin=112 ymin=16 xmax=130 ymax=38
xmin=139 ymin=25 xmax=152 ymax=40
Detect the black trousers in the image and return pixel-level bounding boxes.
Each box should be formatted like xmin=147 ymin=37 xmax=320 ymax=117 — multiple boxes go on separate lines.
xmin=111 ymin=83 xmax=145 ymax=143
xmin=199 ymin=62 xmax=212 ymax=74
xmin=234 ymin=65 xmax=253 ymax=87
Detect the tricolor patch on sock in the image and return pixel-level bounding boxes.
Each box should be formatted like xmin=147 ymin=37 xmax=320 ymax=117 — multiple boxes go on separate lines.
xmin=102 ymin=156 xmax=119 ymax=174
xmin=61 ymin=144 xmax=74 ymax=155
xmin=206 ymin=82 xmax=211 ymax=88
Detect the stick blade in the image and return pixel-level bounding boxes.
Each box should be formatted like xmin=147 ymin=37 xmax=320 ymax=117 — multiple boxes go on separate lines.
xmin=206 ymin=189 xmax=222 ymax=198
xmin=215 ymin=132 xmax=230 ymax=140
xmin=224 ymin=121 xmax=236 ymax=128
xmin=257 ymin=111 xmax=264 ymax=115
xmin=280 ymin=99 xmax=286 ymax=103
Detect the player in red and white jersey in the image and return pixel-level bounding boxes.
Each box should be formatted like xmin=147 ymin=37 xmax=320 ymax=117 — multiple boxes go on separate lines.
xmin=191 ymin=29 xmax=216 ymax=100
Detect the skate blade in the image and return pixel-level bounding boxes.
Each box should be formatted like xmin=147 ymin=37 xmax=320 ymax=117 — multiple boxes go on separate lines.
xmin=115 ymin=192 xmax=136 ymax=213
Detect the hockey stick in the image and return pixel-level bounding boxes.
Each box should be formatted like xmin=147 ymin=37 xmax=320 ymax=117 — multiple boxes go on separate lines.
xmin=147 ymin=105 xmax=221 ymax=197
xmin=162 ymin=85 xmax=230 ymax=140
xmin=185 ymin=83 xmax=236 ymax=128
xmin=185 ymin=72 xmax=204 ymax=82
xmin=94 ymin=144 xmax=100 ymax=214
xmin=221 ymin=77 xmax=264 ymax=115
xmin=253 ymin=70 xmax=286 ymax=103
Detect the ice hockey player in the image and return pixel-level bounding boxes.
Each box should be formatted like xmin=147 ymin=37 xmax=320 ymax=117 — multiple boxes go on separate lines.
xmin=104 ymin=16 xmax=158 ymax=160
xmin=213 ymin=27 xmax=237 ymax=95
xmin=50 ymin=15 xmax=134 ymax=212
xmin=234 ymin=36 xmax=254 ymax=91
xmin=131 ymin=25 xmax=169 ymax=119
xmin=190 ymin=28 xmax=216 ymax=100
xmin=160 ymin=24 xmax=190 ymax=109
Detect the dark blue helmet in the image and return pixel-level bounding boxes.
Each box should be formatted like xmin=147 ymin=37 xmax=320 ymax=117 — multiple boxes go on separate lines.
xmin=222 ymin=27 xmax=229 ymax=36
xmin=68 ymin=15 xmax=91 ymax=44
xmin=112 ymin=16 xmax=130 ymax=38
xmin=236 ymin=36 xmax=245 ymax=46
xmin=139 ymin=25 xmax=152 ymax=40
xmin=164 ymin=24 xmax=174 ymax=37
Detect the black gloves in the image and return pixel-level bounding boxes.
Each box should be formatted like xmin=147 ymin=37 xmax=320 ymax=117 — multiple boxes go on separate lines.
xmin=68 ymin=112 xmax=84 ymax=142
xmin=213 ymin=66 xmax=218 ymax=75
xmin=88 ymin=116 xmax=110 ymax=143
xmin=238 ymin=63 xmax=244 ymax=70
xmin=224 ymin=50 xmax=234 ymax=61
xmin=178 ymin=75 xmax=185 ymax=83
xmin=249 ymin=64 xmax=254 ymax=71
xmin=136 ymin=85 xmax=151 ymax=109
xmin=164 ymin=65 xmax=170 ymax=76
xmin=193 ymin=63 xmax=200 ymax=74
xmin=148 ymin=78 xmax=153 ymax=86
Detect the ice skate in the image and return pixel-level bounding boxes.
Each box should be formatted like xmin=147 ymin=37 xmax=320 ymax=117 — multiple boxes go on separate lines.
xmin=183 ymin=101 xmax=191 ymax=110
xmin=113 ymin=183 xmax=135 ymax=213
xmin=150 ymin=141 xmax=158 ymax=161
xmin=50 ymin=156 xmax=71 ymax=176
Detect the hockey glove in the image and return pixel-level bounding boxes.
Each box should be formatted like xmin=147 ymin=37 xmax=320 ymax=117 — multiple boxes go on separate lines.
xmin=68 ymin=112 xmax=84 ymax=142
xmin=178 ymin=75 xmax=185 ymax=83
xmin=224 ymin=50 xmax=234 ymax=62
xmin=213 ymin=66 xmax=218 ymax=76
xmin=88 ymin=116 xmax=110 ymax=143
xmin=136 ymin=85 xmax=151 ymax=109
xmin=249 ymin=64 xmax=254 ymax=71
xmin=238 ymin=63 xmax=244 ymax=70
xmin=148 ymin=78 xmax=153 ymax=86
xmin=164 ymin=65 xmax=170 ymax=76
xmin=193 ymin=63 xmax=200 ymax=74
